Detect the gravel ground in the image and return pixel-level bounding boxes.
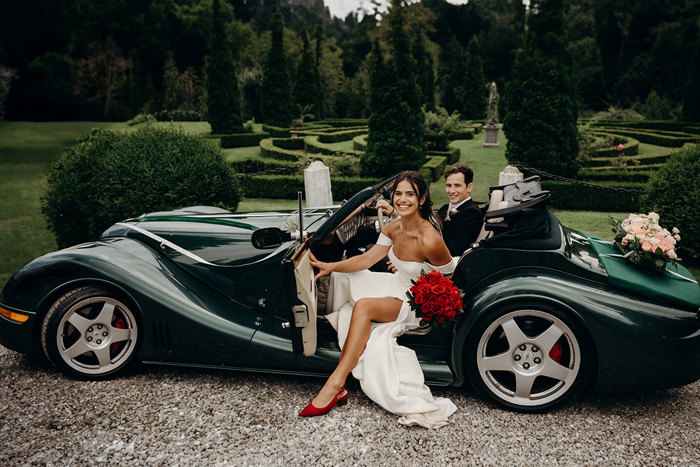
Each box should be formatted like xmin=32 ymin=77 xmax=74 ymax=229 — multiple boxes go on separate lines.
xmin=1 ymin=346 xmax=699 ymax=466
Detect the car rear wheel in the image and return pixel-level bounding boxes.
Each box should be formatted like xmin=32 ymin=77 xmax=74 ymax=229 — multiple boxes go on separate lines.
xmin=41 ymin=286 xmax=140 ymax=379
xmin=465 ymin=305 xmax=593 ymax=412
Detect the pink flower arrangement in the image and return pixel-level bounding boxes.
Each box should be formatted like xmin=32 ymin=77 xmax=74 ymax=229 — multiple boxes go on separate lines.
xmin=610 ymin=212 xmax=681 ymax=271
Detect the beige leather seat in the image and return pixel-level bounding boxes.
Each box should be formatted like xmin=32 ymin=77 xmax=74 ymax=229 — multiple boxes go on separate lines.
xmin=475 ymin=189 xmax=508 ymax=242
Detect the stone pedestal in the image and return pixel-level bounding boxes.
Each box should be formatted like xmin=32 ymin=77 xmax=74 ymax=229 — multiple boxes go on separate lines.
xmin=482 ymin=124 xmax=501 ymax=148
xmin=304 ymin=161 xmax=333 ymax=207
xmin=499 ymin=165 xmax=524 ymax=186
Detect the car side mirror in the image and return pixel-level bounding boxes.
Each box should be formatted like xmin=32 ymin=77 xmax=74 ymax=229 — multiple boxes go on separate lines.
xmin=251 ymin=227 xmax=293 ymax=249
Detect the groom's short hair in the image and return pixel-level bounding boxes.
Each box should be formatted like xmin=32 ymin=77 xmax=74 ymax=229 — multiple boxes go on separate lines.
xmin=444 ymin=164 xmax=474 ymax=185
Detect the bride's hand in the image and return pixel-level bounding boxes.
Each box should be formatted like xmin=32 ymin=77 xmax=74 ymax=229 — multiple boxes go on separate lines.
xmin=308 ymin=251 xmax=334 ymax=281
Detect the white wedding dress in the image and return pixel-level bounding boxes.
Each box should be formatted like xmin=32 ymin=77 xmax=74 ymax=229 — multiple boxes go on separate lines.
xmin=325 ymin=233 xmax=458 ymax=429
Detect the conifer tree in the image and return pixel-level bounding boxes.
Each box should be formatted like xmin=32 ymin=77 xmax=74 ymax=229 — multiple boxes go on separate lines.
xmin=682 ymin=39 xmax=700 ymax=122
xmin=504 ymin=0 xmax=579 ymax=176
xmin=313 ymin=22 xmax=325 ymax=119
xmin=438 ymin=36 xmax=465 ymax=113
xmin=205 ymin=0 xmax=241 ymax=134
xmin=412 ymin=27 xmax=435 ymax=111
xmin=363 ymin=1 xmax=425 ymax=177
xmin=461 ymin=36 xmax=487 ymax=120
xmin=294 ymin=29 xmax=317 ymax=117
xmin=262 ymin=1 xmax=293 ymax=126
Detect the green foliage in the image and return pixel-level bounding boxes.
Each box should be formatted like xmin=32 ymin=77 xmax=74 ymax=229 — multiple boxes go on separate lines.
xmin=363 ymin=4 xmax=425 ymax=178
xmin=577 ymin=169 xmax=653 ymax=183
xmin=42 ymin=127 xmax=240 ymax=249
xmin=206 ymin=0 xmax=242 ymax=134
xmin=592 ymin=127 xmax=699 ymax=148
xmin=634 ymin=91 xmax=681 ymax=121
xmin=294 ymin=30 xmax=321 ymax=118
xmin=218 ymin=132 xmax=270 ymax=148
xmin=542 ymin=180 xmax=644 ymax=211
xmin=428 ymin=146 xmax=461 ymax=164
xmin=259 ymin=137 xmax=304 ymax=161
xmin=424 ymin=107 xmax=466 ymax=151
xmin=438 ymin=36 xmax=465 ymax=113
xmin=682 ymin=40 xmax=700 ymax=122
xmin=24 ymin=52 xmax=77 ymax=120
xmin=239 ymin=175 xmax=379 ymax=200
xmin=587 ymin=152 xmax=671 ymax=168
xmin=461 ymin=36 xmax=487 ymax=120
xmin=642 ymin=144 xmax=700 ymax=261
xmin=419 ymin=156 xmax=448 ymax=182
xmin=262 ymin=3 xmax=293 ymax=127
xmin=412 ymin=27 xmax=435 ymax=111
xmin=504 ymin=0 xmax=579 ymax=177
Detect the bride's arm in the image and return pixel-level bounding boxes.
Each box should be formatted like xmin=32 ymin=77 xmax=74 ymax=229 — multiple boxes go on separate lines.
xmin=423 ymin=234 xmax=454 ymax=276
xmin=308 ymin=242 xmax=390 ymax=280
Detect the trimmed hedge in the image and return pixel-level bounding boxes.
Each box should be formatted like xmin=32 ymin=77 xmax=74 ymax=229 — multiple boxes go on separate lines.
xmin=588 ymin=151 xmax=672 ymax=167
xmin=315 ymin=118 xmax=368 ymax=127
xmin=595 ymin=127 xmax=700 ymax=147
xmin=259 ymin=138 xmax=305 ymax=161
xmin=576 ymin=169 xmax=654 ymax=183
xmin=587 ymin=131 xmax=639 ymax=157
xmin=239 ymin=174 xmax=380 ymax=200
xmin=589 ymin=120 xmax=698 ymax=132
xmin=213 ymin=132 xmax=270 ymax=148
xmin=231 ymin=157 xmax=300 ymax=174
xmin=304 ymin=136 xmax=364 ymax=157
xmin=683 ymin=126 xmax=700 ymax=135
xmin=419 ymin=156 xmax=448 ymax=182
xmin=427 ymin=146 xmax=460 ymax=164
xmin=353 ymin=134 xmax=367 ymax=151
xmin=542 ymin=180 xmax=646 ymax=211
xmin=273 ymin=137 xmax=305 ymax=150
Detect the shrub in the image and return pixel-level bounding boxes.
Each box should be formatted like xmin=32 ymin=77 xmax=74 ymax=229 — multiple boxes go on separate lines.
xmin=219 ymin=132 xmax=270 ymax=148
xmin=642 ymin=144 xmax=700 ymax=261
xmin=259 ymin=138 xmax=304 ymax=161
xmin=42 ymin=127 xmax=240 ymax=248
xmin=427 ymin=146 xmax=460 ymax=164
xmin=424 ymin=107 xmax=464 ymax=151
xmin=127 ymin=113 xmax=156 ymax=126
xmin=419 ymin=156 xmax=448 ymax=182
xmin=239 ymin=175 xmax=379 ymax=200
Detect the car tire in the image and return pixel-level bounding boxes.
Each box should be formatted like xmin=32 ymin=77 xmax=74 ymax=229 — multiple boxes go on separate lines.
xmin=41 ymin=286 xmax=140 ymax=379
xmin=465 ymin=303 xmax=593 ymax=412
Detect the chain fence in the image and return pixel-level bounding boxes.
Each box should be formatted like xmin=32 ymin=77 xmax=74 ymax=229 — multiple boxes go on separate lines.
xmin=511 ymin=163 xmax=647 ymax=194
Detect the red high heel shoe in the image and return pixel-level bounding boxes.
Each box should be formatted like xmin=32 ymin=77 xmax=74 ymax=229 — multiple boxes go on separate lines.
xmin=298 ymin=388 xmax=348 ymax=417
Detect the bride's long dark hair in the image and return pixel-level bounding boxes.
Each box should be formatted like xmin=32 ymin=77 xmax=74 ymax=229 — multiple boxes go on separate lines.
xmin=391 ymin=170 xmax=442 ymax=231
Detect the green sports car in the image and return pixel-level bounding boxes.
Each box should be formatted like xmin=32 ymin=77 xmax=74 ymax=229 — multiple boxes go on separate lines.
xmin=1 ymin=175 xmax=699 ymax=411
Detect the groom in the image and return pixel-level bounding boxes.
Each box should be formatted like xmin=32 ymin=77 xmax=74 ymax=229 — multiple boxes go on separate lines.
xmin=437 ymin=164 xmax=483 ymax=256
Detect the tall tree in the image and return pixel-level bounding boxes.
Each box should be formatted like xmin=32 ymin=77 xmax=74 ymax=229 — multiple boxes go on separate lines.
xmin=363 ymin=1 xmax=425 ymax=177
xmin=504 ymin=0 xmax=579 ymax=177
xmin=294 ymin=29 xmax=318 ymax=118
xmin=461 ymin=36 xmax=487 ymax=120
xmin=261 ymin=1 xmax=293 ymax=126
xmin=438 ymin=36 xmax=465 ymax=113
xmin=412 ymin=26 xmax=435 ymax=111
xmin=313 ymin=22 xmax=325 ymax=118
xmin=205 ymin=0 xmax=241 ymax=133
xmin=682 ymin=38 xmax=700 ymax=122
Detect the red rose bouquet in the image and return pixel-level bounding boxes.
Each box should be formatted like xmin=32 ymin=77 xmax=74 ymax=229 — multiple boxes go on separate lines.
xmin=406 ymin=270 xmax=464 ymax=329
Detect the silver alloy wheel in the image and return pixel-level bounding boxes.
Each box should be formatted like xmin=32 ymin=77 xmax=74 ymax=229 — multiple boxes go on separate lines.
xmin=475 ymin=309 xmax=581 ymax=408
xmin=55 ymin=296 xmax=137 ymax=376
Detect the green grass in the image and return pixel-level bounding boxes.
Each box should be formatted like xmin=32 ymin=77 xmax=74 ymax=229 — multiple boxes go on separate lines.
xmin=222 ymin=146 xmax=261 ymax=162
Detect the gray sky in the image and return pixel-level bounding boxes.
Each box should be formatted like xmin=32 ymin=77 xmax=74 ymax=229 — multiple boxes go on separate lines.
xmin=325 ymin=0 xmax=469 ymax=20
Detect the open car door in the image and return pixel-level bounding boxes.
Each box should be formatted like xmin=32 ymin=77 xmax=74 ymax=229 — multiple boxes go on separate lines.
xmin=292 ymin=244 xmax=317 ymax=356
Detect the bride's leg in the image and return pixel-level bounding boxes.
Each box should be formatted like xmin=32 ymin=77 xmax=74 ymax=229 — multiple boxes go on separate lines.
xmin=310 ymin=297 xmax=402 ymax=407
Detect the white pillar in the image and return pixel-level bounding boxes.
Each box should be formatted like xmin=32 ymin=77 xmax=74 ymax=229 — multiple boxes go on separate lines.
xmin=499 ymin=165 xmax=524 ymax=186
xmin=304 ymin=161 xmax=333 ymax=207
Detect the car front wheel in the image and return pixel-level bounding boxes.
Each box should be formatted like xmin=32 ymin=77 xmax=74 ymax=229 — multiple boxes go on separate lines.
xmin=465 ymin=305 xmax=593 ymax=411
xmin=41 ymin=286 xmax=140 ymax=379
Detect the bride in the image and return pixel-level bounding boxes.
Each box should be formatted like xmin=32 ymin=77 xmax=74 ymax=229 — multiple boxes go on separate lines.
xmin=303 ymin=170 xmax=458 ymax=428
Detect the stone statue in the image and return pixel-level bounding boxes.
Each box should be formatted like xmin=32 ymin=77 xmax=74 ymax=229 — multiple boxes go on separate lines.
xmin=483 ymin=81 xmax=501 ymax=148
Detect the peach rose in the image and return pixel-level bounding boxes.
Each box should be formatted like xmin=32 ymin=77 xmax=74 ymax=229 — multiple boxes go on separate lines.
xmin=672 ymin=227 xmax=680 ymax=235
xmin=647 ymin=212 xmax=660 ymax=221
xmin=641 ymin=242 xmax=652 ymax=252
xmin=667 ymin=249 xmax=678 ymax=260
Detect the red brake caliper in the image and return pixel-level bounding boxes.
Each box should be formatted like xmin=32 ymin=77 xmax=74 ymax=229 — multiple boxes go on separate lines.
xmin=111 ymin=317 xmax=125 ymax=354
xmin=549 ymin=340 xmax=563 ymax=363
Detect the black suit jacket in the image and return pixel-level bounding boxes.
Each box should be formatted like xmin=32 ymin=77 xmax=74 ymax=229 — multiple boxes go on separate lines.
xmin=438 ymin=199 xmax=483 ymax=256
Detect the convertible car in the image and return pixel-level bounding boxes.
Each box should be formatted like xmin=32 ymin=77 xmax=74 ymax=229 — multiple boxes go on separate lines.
xmin=1 ymin=175 xmax=699 ymax=411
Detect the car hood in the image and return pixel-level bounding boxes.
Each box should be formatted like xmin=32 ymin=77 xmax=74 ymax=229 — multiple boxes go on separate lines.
xmin=101 ymin=207 xmax=334 ymax=266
